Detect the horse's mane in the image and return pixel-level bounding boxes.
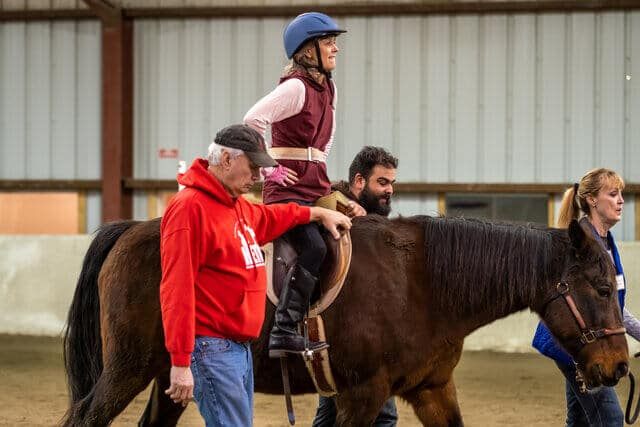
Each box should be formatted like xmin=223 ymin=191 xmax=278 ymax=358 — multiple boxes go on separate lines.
xmin=416 ymin=215 xmax=567 ymax=317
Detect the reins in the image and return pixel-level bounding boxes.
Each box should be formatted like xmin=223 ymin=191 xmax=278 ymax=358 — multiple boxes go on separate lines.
xmin=626 ymin=353 xmax=640 ymax=424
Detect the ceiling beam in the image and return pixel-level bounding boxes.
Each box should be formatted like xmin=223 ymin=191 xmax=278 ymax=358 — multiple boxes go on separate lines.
xmin=123 ymin=1 xmax=640 ymax=19
xmin=2 ymin=1 xmax=640 ymax=21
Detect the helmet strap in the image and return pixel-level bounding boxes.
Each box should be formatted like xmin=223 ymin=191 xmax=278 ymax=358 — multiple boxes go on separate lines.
xmin=313 ymin=39 xmax=332 ymax=79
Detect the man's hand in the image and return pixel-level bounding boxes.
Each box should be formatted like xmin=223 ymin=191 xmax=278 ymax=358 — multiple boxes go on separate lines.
xmin=309 ymin=207 xmax=352 ymax=239
xmin=346 ymin=200 xmax=366 ymax=218
xmin=165 ymin=365 xmax=194 ymax=407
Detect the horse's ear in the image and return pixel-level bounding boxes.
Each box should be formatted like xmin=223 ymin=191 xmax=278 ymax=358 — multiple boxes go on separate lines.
xmin=568 ymin=219 xmax=588 ymax=251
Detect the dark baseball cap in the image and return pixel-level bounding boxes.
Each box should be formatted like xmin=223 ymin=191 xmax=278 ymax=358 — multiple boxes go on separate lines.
xmin=214 ymin=124 xmax=278 ymax=167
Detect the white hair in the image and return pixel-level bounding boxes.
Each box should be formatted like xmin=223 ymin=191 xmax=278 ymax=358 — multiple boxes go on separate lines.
xmin=207 ymin=142 xmax=244 ymax=165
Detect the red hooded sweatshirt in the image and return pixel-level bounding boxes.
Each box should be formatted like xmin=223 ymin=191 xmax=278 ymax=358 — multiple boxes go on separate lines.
xmin=160 ymin=158 xmax=311 ymax=366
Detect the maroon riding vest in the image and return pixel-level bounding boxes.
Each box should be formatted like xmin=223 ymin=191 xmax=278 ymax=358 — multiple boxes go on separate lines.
xmin=263 ymin=72 xmax=335 ymax=204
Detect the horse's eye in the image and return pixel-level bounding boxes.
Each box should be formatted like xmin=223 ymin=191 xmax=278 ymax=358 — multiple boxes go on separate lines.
xmin=597 ymin=288 xmax=611 ymax=298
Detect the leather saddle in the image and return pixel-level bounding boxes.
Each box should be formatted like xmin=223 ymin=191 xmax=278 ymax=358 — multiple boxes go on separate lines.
xmin=264 ymin=191 xmax=352 ymax=317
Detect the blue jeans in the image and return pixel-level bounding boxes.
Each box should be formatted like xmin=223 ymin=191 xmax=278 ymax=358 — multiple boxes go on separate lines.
xmin=191 ymin=336 xmax=254 ymax=427
xmin=312 ymin=395 xmax=398 ymax=426
xmin=556 ymin=361 xmax=623 ymax=427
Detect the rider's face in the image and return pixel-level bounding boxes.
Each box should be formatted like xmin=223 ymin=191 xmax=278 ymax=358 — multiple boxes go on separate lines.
xmin=317 ymin=35 xmax=339 ymax=71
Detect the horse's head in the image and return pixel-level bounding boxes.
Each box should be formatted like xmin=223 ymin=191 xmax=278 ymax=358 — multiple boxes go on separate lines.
xmin=539 ymin=219 xmax=629 ymax=389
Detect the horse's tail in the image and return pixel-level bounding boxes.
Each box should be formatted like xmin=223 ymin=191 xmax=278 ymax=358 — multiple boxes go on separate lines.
xmin=62 ymin=220 xmax=138 ymax=404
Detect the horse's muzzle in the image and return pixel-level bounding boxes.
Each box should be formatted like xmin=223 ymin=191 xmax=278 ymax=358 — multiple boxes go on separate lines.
xmin=588 ymin=361 xmax=629 ymax=388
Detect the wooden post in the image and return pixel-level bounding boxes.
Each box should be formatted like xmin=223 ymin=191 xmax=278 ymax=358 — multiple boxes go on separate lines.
xmin=437 ymin=192 xmax=446 ymax=216
xmin=77 ymin=191 xmax=87 ymax=233
xmin=547 ymin=194 xmax=555 ymax=227
xmin=636 ymin=194 xmax=640 ymax=241
xmin=147 ymin=191 xmax=158 ymax=220
xmin=84 ymin=1 xmax=134 ymax=222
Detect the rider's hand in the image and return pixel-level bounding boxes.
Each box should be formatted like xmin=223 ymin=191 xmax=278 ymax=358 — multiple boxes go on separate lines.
xmin=262 ymin=165 xmax=298 ymax=187
xmin=165 ymin=365 xmax=194 ymax=407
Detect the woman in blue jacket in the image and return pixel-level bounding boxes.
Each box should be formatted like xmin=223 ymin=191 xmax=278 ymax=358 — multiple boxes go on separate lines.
xmin=532 ymin=167 xmax=640 ymax=426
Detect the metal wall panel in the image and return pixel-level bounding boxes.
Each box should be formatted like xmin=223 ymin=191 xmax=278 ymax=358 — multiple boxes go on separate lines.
xmin=481 ymin=15 xmax=508 ymax=182
xmin=0 ymin=20 xmax=101 ymax=179
xmin=133 ymin=12 xmax=640 ymax=238
xmin=1 ymin=23 xmax=26 ymax=178
xmin=134 ymin=12 xmax=640 ymax=184
xmin=538 ymin=14 xmax=565 ymax=182
xmin=568 ymin=13 xmax=596 ymax=179
xmin=509 ymin=14 xmax=536 ymax=182
xmin=1 ymin=13 xmax=637 ymax=238
xmin=423 ymin=16 xmax=451 ymax=183
xmin=332 ymin=17 xmax=367 ymax=176
xmin=134 ymin=18 xmax=292 ymax=181
xmin=629 ymin=13 xmax=640 ymax=183
xmin=75 ymin=22 xmax=101 ymax=179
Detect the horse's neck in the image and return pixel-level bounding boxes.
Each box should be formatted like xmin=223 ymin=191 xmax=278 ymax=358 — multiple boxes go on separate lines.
xmin=438 ymin=234 xmax=568 ymax=339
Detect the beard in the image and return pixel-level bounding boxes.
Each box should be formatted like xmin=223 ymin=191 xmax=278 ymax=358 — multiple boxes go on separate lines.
xmin=359 ymin=186 xmax=392 ymax=216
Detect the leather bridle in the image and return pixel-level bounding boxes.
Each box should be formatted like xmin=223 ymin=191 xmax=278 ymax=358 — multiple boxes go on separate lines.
xmin=543 ymin=281 xmax=626 ymax=349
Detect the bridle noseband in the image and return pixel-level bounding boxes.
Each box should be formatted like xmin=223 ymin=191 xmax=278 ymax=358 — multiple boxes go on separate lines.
xmin=542 ymin=263 xmax=630 ymax=399
xmin=544 ymin=281 xmax=626 ymax=348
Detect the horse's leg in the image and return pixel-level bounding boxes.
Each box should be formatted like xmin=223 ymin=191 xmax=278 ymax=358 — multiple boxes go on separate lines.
xmin=71 ymin=325 xmax=165 ymax=425
xmin=80 ymin=360 xmax=158 ymax=426
xmin=138 ymin=369 xmax=186 ymax=427
xmin=63 ymin=363 xmax=155 ymax=427
xmin=333 ymin=380 xmax=391 ymax=426
xmin=403 ymin=378 xmax=463 ymax=427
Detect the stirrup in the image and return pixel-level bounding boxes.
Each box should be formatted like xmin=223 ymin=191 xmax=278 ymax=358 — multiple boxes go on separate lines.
xmin=269 ymin=342 xmax=329 ymax=359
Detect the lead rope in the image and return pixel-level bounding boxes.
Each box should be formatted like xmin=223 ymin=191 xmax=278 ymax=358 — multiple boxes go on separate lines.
xmin=626 ymin=352 xmax=640 ymax=425
xmin=626 ymin=372 xmax=640 ymax=424
xmin=575 ymin=363 xmax=587 ymax=394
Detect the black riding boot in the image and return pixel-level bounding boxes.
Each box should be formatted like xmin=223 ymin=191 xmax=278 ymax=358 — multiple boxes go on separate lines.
xmin=269 ymin=264 xmax=328 ymax=358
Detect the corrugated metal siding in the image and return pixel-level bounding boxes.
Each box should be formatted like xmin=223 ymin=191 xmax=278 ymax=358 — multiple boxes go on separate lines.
xmin=0 ymin=20 xmax=101 ymax=179
xmin=0 ymin=13 xmax=637 ymax=238
xmin=134 ymin=12 xmax=640 ymax=184
xmin=134 ymin=18 xmax=291 ymax=180
xmin=133 ymin=12 xmax=640 ymax=239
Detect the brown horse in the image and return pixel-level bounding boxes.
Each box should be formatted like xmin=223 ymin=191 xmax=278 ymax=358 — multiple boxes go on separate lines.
xmin=62 ymin=215 xmax=629 ymax=426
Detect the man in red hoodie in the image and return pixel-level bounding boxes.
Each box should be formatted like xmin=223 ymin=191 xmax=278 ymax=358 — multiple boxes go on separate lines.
xmin=159 ymin=124 xmax=351 ymax=426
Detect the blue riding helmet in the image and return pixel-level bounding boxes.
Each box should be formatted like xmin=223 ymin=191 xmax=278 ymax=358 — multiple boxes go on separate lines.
xmin=283 ymin=12 xmax=346 ymax=59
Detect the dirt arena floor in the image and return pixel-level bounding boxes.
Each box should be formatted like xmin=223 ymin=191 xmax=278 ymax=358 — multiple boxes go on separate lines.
xmin=2 ymin=334 xmax=639 ymax=426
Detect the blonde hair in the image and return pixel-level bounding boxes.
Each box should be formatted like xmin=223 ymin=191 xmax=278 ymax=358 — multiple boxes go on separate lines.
xmin=557 ymin=168 xmax=625 ymax=228
xmin=282 ymin=40 xmax=325 ymax=85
